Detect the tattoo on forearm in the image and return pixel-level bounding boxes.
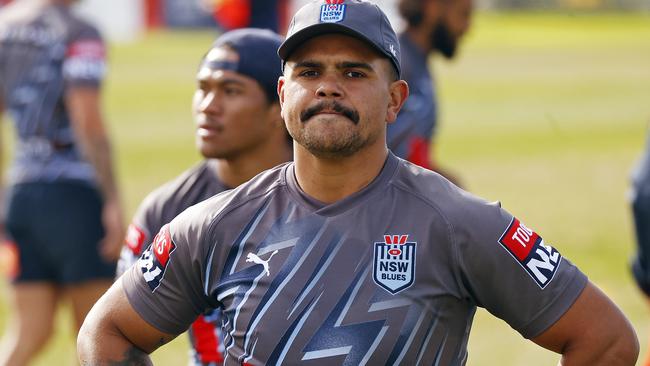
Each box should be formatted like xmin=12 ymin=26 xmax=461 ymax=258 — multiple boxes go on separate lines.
xmin=85 ymin=138 xmax=118 ymax=198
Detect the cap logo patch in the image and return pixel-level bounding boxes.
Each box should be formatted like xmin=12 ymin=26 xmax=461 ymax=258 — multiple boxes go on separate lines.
xmin=320 ymin=1 xmax=346 ymax=23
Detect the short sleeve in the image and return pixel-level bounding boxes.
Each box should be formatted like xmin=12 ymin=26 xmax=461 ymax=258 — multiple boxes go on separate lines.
xmin=122 ymin=208 xmax=216 ymax=335
xmin=454 ymin=202 xmax=588 ymax=339
xmin=63 ymin=26 xmax=106 ymax=87
xmin=116 ymin=203 xmax=155 ymax=278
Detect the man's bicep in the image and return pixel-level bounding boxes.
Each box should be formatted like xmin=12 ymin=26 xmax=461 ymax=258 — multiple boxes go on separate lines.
xmin=78 ymin=280 xmax=177 ymax=364
xmin=111 ymin=280 xmax=177 ymax=352
xmin=531 ymin=281 xmax=638 ymax=364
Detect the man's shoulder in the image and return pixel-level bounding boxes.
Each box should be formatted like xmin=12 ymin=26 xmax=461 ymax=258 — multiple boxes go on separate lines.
xmin=391 ymin=159 xmax=499 ymax=219
xmin=171 ymin=162 xmax=290 ymax=230
xmin=139 ymin=161 xmax=220 ymax=212
xmin=65 ymin=14 xmax=102 ymax=42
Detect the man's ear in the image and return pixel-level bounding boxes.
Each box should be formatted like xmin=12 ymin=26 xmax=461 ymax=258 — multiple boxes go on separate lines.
xmin=277 ymin=76 xmax=286 ymax=109
xmin=386 ymin=80 xmax=409 ymax=124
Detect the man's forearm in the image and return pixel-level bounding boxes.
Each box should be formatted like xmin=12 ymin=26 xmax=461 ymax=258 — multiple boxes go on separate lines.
xmin=64 ymin=88 xmax=120 ymax=201
xmin=78 ymin=281 xmax=178 ymax=365
xmin=78 ymin=309 xmax=154 ymax=366
xmin=558 ymin=336 xmax=638 ymax=366
xmin=79 ymin=344 xmax=152 ymax=366
xmin=82 ymin=135 xmax=119 ymax=201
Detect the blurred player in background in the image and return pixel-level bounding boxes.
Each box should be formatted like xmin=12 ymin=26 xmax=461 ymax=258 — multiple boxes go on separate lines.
xmin=629 ymin=131 xmax=650 ymax=366
xmin=390 ymin=0 xmax=473 ymax=185
xmin=115 ymin=28 xmax=291 ymax=366
xmin=0 ymin=0 xmax=125 ymax=365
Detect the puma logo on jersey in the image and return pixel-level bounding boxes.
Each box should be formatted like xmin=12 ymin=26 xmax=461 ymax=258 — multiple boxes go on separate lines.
xmin=246 ymin=250 xmax=279 ymax=276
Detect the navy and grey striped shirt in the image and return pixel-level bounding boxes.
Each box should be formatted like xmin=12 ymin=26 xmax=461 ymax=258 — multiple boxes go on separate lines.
xmin=0 ymin=3 xmax=106 ymax=184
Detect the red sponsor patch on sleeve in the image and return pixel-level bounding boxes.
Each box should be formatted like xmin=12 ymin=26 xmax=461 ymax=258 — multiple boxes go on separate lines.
xmin=152 ymin=224 xmax=173 ymax=266
xmin=66 ymin=40 xmax=106 ymax=59
xmin=498 ymin=218 xmax=539 ymax=261
xmin=125 ymin=223 xmax=147 ymax=255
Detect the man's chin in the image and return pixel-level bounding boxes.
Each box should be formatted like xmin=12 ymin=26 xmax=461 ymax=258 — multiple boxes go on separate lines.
xmin=198 ymin=144 xmax=229 ymax=160
xmin=304 ymin=114 xmax=356 ymax=125
xmin=303 ymin=145 xmax=358 ymax=159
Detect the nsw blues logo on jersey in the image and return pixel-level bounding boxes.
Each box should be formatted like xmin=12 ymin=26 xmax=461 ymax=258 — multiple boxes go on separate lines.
xmin=139 ymin=224 xmax=176 ymax=292
xmin=373 ymin=235 xmax=416 ymax=295
xmin=320 ymin=0 xmax=346 ymax=23
xmin=498 ymin=218 xmax=562 ymax=289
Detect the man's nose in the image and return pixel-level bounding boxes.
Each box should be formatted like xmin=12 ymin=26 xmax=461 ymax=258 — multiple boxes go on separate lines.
xmin=199 ymin=91 xmax=221 ymax=114
xmin=315 ymin=75 xmax=344 ymax=98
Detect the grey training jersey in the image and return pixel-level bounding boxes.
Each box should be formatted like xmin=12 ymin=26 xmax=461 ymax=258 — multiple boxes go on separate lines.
xmin=117 ymin=160 xmax=228 ymax=276
xmin=0 ymin=3 xmax=106 ymax=184
xmin=124 ymin=153 xmax=587 ymax=365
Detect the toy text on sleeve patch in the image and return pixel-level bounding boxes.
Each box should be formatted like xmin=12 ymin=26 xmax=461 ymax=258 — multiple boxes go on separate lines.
xmin=498 ymin=218 xmax=562 ymax=289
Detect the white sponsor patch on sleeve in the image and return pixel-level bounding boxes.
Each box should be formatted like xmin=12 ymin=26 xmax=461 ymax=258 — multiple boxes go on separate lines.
xmin=498 ymin=218 xmax=562 ymax=289
xmin=63 ymin=40 xmax=106 ymax=81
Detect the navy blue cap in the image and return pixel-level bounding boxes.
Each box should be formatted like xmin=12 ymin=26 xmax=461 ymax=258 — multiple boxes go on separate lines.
xmin=202 ymin=28 xmax=284 ymax=102
xmin=278 ymin=0 xmax=401 ymax=78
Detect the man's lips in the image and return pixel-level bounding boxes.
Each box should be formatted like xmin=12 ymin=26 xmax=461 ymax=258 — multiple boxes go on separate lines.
xmin=314 ymin=110 xmax=343 ymax=116
xmin=197 ymin=124 xmax=221 ymax=137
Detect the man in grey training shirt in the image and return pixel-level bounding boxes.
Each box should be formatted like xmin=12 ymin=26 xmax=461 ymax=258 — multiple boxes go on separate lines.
xmin=78 ymin=1 xmax=639 ymax=365
xmin=115 ymin=28 xmax=291 ymax=366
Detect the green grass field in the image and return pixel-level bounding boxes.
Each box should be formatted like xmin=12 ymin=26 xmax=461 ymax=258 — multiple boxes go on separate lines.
xmin=1 ymin=11 xmax=649 ymax=365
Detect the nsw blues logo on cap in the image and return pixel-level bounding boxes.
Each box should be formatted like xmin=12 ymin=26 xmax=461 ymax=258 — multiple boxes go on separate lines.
xmin=320 ymin=0 xmax=346 ymax=23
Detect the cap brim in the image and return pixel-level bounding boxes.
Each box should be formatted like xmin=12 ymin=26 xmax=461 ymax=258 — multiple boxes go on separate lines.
xmin=278 ymin=23 xmax=390 ymax=63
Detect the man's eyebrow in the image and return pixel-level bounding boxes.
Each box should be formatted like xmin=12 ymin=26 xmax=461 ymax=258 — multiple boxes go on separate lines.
xmin=338 ymin=61 xmax=374 ymax=72
xmin=291 ymin=60 xmax=375 ymax=72
xmin=292 ymin=60 xmax=323 ymax=69
xmin=197 ymin=76 xmax=246 ymax=87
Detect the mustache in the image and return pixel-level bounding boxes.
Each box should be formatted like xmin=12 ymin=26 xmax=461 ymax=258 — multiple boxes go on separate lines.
xmin=300 ymin=102 xmax=360 ymax=124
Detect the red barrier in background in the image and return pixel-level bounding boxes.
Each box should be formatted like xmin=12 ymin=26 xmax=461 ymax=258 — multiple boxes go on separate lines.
xmin=144 ymin=0 xmax=164 ymax=28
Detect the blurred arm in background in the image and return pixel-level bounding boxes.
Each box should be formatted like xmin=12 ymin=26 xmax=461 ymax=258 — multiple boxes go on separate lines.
xmin=66 ymin=86 xmax=124 ymax=262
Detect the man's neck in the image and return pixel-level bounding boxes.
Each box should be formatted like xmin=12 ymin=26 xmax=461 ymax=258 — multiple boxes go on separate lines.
xmin=293 ymin=144 xmax=388 ymax=204
xmin=213 ymin=144 xmax=292 ymax=188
